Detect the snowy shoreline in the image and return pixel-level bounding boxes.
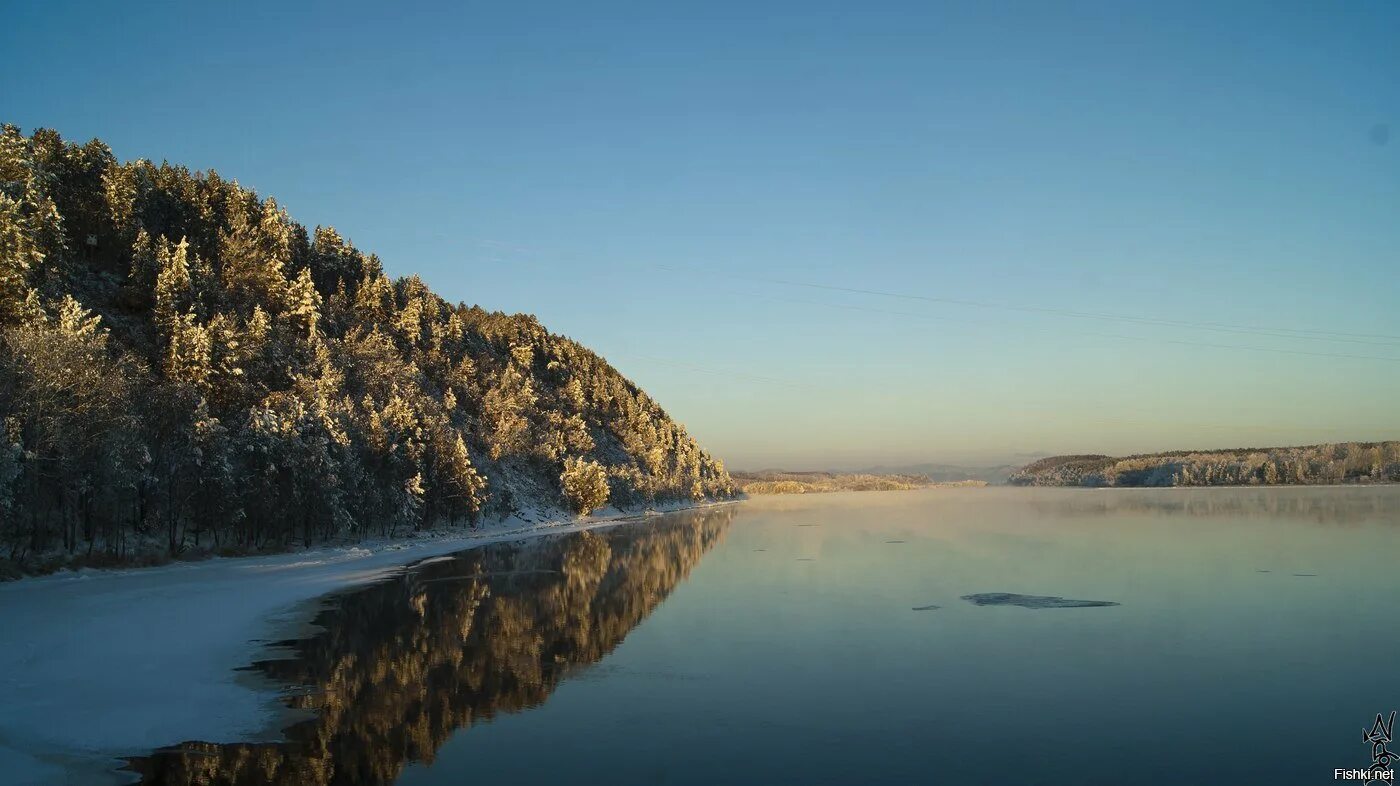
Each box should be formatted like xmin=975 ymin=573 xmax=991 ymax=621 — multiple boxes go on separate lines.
xmin=0 ymin=498 xmax=738 ymax=786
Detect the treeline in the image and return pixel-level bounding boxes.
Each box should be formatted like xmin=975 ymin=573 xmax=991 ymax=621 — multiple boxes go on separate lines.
xmin=1007 ymin=442 xmax=1400 ymax=488
xmin=733 ymin=470 xmax=967 ymax=495
xmin=0 ymin=125 xmax=732 ymax=571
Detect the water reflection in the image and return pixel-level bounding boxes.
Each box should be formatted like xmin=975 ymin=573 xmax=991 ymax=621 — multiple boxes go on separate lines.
xmin=746 ymin=484 xmax=1400 ymax=527
xmin=1020 ymin=486 xmax=1400 ymax=524
xmin=129 ymin=507 xmax=732 ymax=785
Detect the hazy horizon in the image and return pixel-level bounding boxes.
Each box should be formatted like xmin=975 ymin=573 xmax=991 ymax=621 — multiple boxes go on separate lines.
xmin=5 ymin=1 xmax=1398 ymax=468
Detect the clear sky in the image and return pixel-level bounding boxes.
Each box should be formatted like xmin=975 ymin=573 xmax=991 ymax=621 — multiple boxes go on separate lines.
xmin=4 ymin=0 xmax=1398 ymax=469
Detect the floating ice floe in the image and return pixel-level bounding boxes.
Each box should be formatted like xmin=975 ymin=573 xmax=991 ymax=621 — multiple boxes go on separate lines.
xmin=960 ymin=592 xmax=1119 ymax=609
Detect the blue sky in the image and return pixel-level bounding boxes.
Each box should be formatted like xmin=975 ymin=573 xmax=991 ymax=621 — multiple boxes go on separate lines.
xmin=4 ymin=0 xmax=1398 ymax=468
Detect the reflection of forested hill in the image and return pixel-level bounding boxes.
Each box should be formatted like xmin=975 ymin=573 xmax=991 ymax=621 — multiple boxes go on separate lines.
xmin=128 ymin=508 xmax=732 ymax=785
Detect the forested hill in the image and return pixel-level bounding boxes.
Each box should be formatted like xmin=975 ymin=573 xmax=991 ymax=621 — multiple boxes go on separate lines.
xmin=0 ymin=125 xmax=733 ymax=572
xmin=733 ymin=471 xmax=936 ymax=494
xmin=1007 ymin=442 xmax=1400 ymax=488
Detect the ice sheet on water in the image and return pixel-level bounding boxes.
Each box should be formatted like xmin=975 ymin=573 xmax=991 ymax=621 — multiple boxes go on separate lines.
xmin=960 ymin=592 xmax=1119 ymax=609
xmin=0 ymin=500 xmax=732 ymax=785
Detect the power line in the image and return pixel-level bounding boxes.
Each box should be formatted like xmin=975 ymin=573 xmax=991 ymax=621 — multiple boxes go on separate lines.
xmin=607 ymin=351 xmax=1384 ymax=439
xmin=595 ymin=311 xmax=1387 ymax=442
xmin=606 ymin=352 xmax=821 ymax=391
xmin=652 ymin=263 xmax=1400 ymax=346
xmin=461 ymin=236 xmax=1398 ymax=344
xmin=738 ymin=291 xmax=1400 ymax=364
xmin=460 ymin=247 xmax=1393 ymax=445
xmin=456 ymin=249 xmax=1400 ymax=363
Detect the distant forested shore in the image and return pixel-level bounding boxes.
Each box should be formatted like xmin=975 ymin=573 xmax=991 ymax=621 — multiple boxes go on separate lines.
xmin=0 ymin=125 xmax=733 ymax=576
xmin=734 ymin=470 xmax=987 ymax=495
xmin=1008 ymin=442 xmax=1400 ymax=488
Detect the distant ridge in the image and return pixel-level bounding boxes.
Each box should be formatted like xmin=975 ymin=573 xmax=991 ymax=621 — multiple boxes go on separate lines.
xmin=858 ymin=462 xmax=1018 ymax=485
xmin=732 ymin=470 xmax=989 ymax=494
xmin=1008 ymin=442 xmax=1400 ymax=487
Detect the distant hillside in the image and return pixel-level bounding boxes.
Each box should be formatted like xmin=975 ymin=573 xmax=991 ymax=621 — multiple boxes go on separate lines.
xmin=858 ymin=462 xmax=1018 ymax=485
xmin=1008 ymin=442 xmax=1400 ymax=487
xmin=0 ymin=125 xmax=733 ymax=572
xmin=734 ymin=470 xmax=986 ymax=495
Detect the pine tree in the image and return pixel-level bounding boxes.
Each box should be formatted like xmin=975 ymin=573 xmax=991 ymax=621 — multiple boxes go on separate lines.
xmin=561 ymin=457 xmax=609 ymax=515
xmin=287 ymin=266 xmax=322 ymax=339
xmin=425 ymin=428 xmax=486 ymax=525
xmin=219 ymin=201 xmax=289 ymax=313
xmin=165 ymin=311 xmax=212 ymax=391
xmin=0 ymin=125 xmax=60 ymax=322
xmin=309 ymin=225 xmax=361 ymax=293
xmin=126 ymin=228 xmax=158 ymax=292
xmin=0 ymin=192 xmax=39 ymax=321
xmin=482 ymin=364 xmax=536 ymax=461
xmin=153 ymin=237 xmax=193 ymax=332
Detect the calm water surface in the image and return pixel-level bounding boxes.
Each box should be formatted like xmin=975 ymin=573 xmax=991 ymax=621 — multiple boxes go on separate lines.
xmin=133 ymin=487 xmax=1400 ymax=785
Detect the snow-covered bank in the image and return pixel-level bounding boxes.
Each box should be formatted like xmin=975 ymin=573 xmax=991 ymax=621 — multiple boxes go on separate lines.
xmin=0 ymin=499 xmax=736 ymax=785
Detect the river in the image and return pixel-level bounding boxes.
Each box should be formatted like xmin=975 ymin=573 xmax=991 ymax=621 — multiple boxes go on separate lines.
xmin=129 ymin=486 xmax=1400 ymax=785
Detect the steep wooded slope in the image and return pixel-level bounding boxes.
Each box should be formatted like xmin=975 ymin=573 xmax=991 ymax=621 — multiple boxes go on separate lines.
xmin=0 ymin=125 xmax=732 ymax=570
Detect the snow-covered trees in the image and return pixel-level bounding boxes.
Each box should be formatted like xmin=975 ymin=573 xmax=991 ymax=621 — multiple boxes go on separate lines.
xmin=0 ymin=125 xmax=62 ymax=322
xmin=1008 ymin=443 xmax=1400 ymax=488
xmin=218 ymin=198 xmax=292 ymax=314
xmin=0 ymin=193 xmax=43 ymax=319
xmin=286 ymin=267 xmax=321 ymax=339
xmin=0 ymin=295 xmax=140 ymax=555
xmin=561 ymin=457 xmax=609 ymax=514
xmin=153 ymin=237 xmax=193 ymax=330
xmin=481 ymin=359 xmax=536 ymax=462
xmin=0 ymin=125 xmax=733 ymax=571
xmin=423 ymin=429 xmax=486 ymax=524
